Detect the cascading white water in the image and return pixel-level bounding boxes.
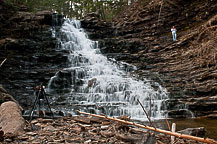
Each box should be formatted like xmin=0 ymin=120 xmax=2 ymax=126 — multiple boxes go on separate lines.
xmin=51 ymin=13 xmax=59 ymax=38
xmin=48 ymin=19 xmax=169 ymax=120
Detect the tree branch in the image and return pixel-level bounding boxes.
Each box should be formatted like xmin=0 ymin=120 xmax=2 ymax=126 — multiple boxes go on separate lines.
xmin=77 ymin=111 xmax=217 ymax=144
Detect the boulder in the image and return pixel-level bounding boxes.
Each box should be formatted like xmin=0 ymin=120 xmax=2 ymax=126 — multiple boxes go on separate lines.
xmin=0 ymin=101 xmax=25 ymax=137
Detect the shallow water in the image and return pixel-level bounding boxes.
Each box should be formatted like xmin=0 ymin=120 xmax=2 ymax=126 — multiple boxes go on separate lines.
xmin=141 ymin=118 xmax=217 ymax=140
xmin=170 ymin=118 xmax=217 ymax=140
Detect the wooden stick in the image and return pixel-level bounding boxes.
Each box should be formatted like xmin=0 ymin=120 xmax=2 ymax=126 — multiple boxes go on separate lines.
xmin=0 ymin=58 xmax=7 ymax=68
xmin=164 ymin=112 xmax=171 ymax=131
xmin=137 ymin=99 xmax=154 ymax=128
xmin=149 ymin=96 xmax=151 ymax=119
xmin=78 ymin=111 xmax=217 ymax=144
xmin=171 ymin=123 xmax=176 ymax=144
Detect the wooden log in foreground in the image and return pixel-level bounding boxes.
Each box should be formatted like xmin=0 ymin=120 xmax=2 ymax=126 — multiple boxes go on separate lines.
xmin=78 ymin=111 xmax=217 ymax=144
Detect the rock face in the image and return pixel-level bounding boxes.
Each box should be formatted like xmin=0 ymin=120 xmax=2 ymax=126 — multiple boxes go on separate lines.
xmin=0 ymin=101 xmax=25 ymax=137
xmin=0 ymin=2 xmax=66 ymax=110
xmin=0 ymin=0 xmax=216 ymax=118
xmin=81 ymin=0 xmax=217 ymax=118
xmin=0 ymin=84 xmax=17 ymax=104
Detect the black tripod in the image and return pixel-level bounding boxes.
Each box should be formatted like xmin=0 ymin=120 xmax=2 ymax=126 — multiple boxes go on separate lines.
xmin=29 ymin=85 xmax=53 ymax=121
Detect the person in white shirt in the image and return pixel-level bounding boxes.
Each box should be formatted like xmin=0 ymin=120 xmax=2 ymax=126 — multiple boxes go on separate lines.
xmin=171 ymin=26 xmax=177 ymax=41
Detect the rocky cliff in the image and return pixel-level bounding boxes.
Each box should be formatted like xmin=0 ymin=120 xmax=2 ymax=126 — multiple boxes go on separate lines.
xmin=0 ymin=0 xmax=217 ymax=118
xmin=0 ymin=2 xmax=65 ymax=109
xmin=81 ymin=0 xmax=217 ymax=117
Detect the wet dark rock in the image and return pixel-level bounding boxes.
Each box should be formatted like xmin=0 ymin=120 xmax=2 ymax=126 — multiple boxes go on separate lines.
xmin=49 ymin=70 xmax=72 ymax=90
xmin=42 ymin=12 xmax=64 ymax=26
xmin=81 ymin=14 xmax=114 ymax=40
xmin=0 ymin=6 xmax=66 ymax=111
xmin=167 ymin=109 xmax=194 ymax=118
xmin=187 ymin=96 xmax=217 ymax=116
xmin=178 ymin=127 xmax=206 ymax=137
xmin=58 ymin=111 xmax=65 ymax=116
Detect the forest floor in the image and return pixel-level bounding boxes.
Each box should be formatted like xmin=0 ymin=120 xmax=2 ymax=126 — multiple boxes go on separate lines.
xmin=1 ymin=115 xmax=210 ymax=144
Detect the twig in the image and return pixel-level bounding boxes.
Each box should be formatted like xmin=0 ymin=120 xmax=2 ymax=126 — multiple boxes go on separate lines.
xmin=149 ymin=95 xmax=151 ymax=119
xmin=137 ymin=99 xmax=155 ymax=128
xmin=164 ymin=112 xmax=171 ymax=131
xmin=77 ymin=111 xmax=217 ymax=144
xmin=0 ymin=58 xmax=7 ymax=68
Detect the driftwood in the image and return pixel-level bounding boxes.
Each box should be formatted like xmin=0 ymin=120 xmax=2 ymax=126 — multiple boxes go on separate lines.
xmin=164 ymin=112 xmax=171 ymax=131
xmin=78 ymin=111 xmax=217 ymax=144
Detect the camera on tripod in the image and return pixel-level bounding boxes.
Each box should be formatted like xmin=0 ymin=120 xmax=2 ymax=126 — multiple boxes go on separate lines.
xmin=35 ymin=84 xmax=46 ymax=99
xmin=37 ymin=84 xmax=46 ymax=91
xmin=29 ymin=84 xmax=53 ymax=121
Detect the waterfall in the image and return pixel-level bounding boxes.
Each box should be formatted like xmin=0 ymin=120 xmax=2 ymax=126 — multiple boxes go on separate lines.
xmin=51 ymin=13 xmax=58 ymax=38
xmin=48 ymin=19 xmax=169 ymax=120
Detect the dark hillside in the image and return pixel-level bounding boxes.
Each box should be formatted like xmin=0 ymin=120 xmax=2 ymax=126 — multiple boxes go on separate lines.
xmin=100 ymin=0 xmax=217 ymax=117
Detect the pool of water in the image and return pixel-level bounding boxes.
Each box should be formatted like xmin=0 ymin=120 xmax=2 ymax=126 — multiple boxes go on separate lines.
xmin=140 ymin=118 xmax=217 ymax=140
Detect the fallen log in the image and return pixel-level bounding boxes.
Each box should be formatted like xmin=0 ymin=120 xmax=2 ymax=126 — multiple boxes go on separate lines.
xmin=78 ymin=111 xmax=217 ymax=144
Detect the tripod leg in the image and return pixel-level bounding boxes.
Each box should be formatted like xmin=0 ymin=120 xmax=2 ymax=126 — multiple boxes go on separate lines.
xmin=44 ymin=92 xmax=54 ymax=118
xmin=28 ymin=91 xmax=40 ymax=121
xmin=38 ymin=98 xmax=41 ymax=118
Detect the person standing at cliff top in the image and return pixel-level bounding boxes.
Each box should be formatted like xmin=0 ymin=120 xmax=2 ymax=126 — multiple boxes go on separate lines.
xmin=171 ymin=26 xmax=177 ymax=41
